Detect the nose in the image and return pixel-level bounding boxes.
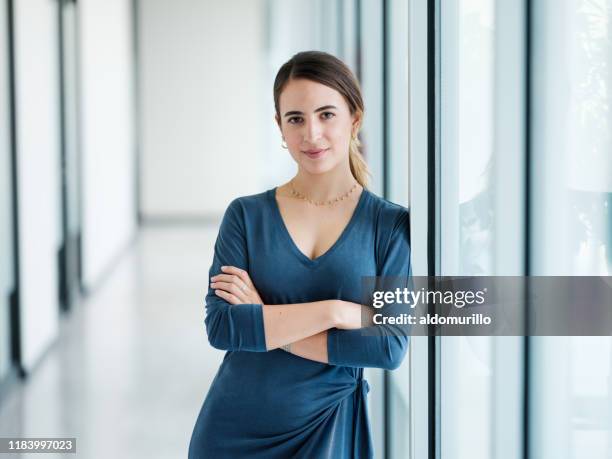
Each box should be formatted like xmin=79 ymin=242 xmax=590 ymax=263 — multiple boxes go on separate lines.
xmin=302 ymin=118 xmax=322 ymax=144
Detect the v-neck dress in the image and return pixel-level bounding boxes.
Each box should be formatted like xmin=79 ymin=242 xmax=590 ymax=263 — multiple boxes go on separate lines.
xmin=188 ymin=187 xmax=411 ymax=459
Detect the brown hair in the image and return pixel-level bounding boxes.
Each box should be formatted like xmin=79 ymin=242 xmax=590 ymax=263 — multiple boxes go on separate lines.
xmin=273 ymin=51 xmax=370 ymax=188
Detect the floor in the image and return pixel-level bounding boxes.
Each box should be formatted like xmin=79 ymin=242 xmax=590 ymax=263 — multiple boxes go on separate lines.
xmin=0 ymin=225 xmax=225 ymax=459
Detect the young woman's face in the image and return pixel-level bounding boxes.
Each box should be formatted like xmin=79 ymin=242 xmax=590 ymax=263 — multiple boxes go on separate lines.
xmin=277 ymin=78 xmax=359 ymax=176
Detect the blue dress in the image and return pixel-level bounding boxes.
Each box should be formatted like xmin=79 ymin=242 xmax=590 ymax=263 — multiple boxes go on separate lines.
xmin=188 ymin=187 xmax=411 ymax=458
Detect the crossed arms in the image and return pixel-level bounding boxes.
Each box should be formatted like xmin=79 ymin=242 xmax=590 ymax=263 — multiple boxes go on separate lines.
xmin=209 ymin=265 xmax=372 ymax=364
xmin=203 ymin=199 xmax=411 ymax=370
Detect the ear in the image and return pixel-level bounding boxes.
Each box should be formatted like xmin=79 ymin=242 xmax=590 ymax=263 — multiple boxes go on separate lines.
xmin=351 ymin=113 xmax=362 ymax=136
xmin=275 ymin=114 xmax=282 ymax=131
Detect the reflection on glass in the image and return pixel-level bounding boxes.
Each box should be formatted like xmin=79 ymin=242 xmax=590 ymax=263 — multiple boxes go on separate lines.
xmin=442 ymin=1 xmax=495 ymax=458
xmin=532 ymin=0 xmax=612 ymax=457
xmin=386 ymin=0 xmax=411 ymax=457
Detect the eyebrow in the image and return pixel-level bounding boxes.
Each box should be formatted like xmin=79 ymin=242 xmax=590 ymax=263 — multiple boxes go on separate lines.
xmin=283 ymin=105 xmax=338 ymax=117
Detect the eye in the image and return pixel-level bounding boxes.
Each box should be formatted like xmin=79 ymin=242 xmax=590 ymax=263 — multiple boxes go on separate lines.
xmin=321 ymin=112 xmax=336 ymax=120
xmin=287 ymin=116 xmax=303 ymax=124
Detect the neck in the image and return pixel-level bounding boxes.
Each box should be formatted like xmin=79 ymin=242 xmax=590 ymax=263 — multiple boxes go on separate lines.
xmin=292 ymin=164 xmax=358 ymax=202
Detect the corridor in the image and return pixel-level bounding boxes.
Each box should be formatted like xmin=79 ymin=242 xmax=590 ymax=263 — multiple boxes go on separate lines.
xmin=0 ymin=226 xmax=222 ymax=458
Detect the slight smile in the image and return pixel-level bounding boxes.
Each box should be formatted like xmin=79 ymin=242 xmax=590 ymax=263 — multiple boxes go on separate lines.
xmin=302 ymin=148 xmax=329 ymax=159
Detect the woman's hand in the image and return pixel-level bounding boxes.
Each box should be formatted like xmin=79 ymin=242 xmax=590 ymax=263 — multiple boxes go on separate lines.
xmin=333 ymin=300 xmax=375 ymax=330
xmin=210 ymin=266 xmax=264 ymax=305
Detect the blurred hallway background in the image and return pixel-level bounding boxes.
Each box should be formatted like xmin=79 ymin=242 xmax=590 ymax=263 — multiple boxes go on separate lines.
xmin=0 ymin=0 xmax=611 ymax=458
xmin=0 ymin=226 xmax=225 ymax=458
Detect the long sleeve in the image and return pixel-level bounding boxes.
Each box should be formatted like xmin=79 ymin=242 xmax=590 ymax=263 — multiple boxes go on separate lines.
xmin=327 ymin=208 xmax=411 ymax=370
xmin=203 ymin=199 xmax=267 ymax=352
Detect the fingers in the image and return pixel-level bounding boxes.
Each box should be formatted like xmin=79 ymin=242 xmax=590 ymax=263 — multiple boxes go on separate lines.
xmin=210 ymin=266 xmax=259 ymax=305
xmin=213 ymin=289 xmax=241 ymax=305
xmin=219 ymin=266 xmax=253 ymax=287
xmin=210 ymin=275 xmax=250 ymax=297
xmin=210 ymin=274 xmax=248 ymax=290
xmin=210 ymin=280 xmax=248 ymax=300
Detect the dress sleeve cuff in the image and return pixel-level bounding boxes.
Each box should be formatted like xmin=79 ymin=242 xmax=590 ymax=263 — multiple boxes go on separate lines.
xmin=327 ymin=327 xmax=342 ymax=365
xmin=233 ymin=303 xmax=267 ymax=352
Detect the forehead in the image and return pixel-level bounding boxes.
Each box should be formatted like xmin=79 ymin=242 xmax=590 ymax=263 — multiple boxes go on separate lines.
xmin=279 ymin=78 xmax=347 ymax=111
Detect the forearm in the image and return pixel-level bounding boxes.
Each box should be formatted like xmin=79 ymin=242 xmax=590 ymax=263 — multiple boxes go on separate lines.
xmin=262 ymin=300 xmax=337 ymax=350
xmin=278 ymin=305 xmax=375 ymax=364
xmin=275 ymin=305 xmax=408 ymax=370
xmin=281 ymin=331 xmax=328 ymax=364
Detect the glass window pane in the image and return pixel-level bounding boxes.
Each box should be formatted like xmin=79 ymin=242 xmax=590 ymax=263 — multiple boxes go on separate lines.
xmin=387 ymin=0 xmax=409 ymax=207
xmin=439 ymin=2 xmax=507 ymax=458
xmin=531 ymin=1 xmax=612 ymax=458
xmin=386 ymin=0 xmax=410 ymax=456
xmin=359 ymin=0 xmax=384 ymax=196
xmin=0 ymin=0 xmax=14 ymax=381
xmin=359 ymin=1 xmax=386 ymax=455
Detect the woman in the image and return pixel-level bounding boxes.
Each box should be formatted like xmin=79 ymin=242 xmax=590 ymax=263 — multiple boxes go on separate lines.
xmin=188 ymin=51 xmax=411 ymax=458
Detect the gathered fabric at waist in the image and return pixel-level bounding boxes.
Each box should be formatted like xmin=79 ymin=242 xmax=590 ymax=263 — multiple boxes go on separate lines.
xmin=203 ymin=350 xmax=363 ymax=433
xmin=191 ymin=349 xmax=374 ymax=458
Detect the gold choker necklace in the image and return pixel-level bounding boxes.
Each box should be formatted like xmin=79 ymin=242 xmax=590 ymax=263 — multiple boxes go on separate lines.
xmin=289 ymin=180 xmax=358 ymax=206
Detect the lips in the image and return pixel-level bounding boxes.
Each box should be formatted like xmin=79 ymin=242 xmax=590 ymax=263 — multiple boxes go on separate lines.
xmin=303 ymin=148 xmax=329 ymax=159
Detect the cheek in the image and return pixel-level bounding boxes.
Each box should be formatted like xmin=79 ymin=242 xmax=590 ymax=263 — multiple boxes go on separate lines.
xmin=284 ymin=128 xmax=302 ymax=144
xmin=328 ymin=125 xmax=351 ymax=146
xmin=284 ymin=134 xmax=302 ymax=159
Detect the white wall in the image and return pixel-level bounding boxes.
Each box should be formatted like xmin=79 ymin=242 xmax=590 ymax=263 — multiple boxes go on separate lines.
xmin=262 ymin=0 xmax=322 ymax=190
xmin=80 ymin=0 xmax=137 ymax=290
xmin=139 ymin=0 xmax=267 ymax=218
xmin=262 ymin=0 xmax=347 ymax=190
xmin=13 ymin=0 xmax=61 ymax=372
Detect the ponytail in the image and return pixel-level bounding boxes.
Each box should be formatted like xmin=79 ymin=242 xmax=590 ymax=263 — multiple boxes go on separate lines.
xmin=348 ymin=134 xmax=370 ymax=188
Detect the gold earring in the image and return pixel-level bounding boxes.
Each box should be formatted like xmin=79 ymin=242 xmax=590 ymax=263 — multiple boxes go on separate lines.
xmin=281 ymin=139 xmax=288 ymax=149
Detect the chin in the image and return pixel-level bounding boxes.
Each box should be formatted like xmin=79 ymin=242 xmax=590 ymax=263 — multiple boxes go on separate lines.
xmin=300 ymin=160 xmax=338 ymax=176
